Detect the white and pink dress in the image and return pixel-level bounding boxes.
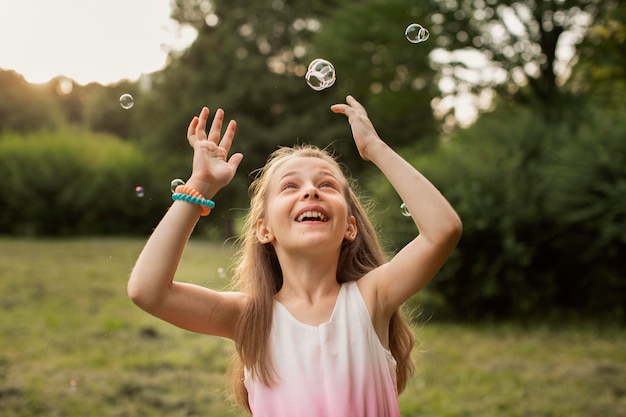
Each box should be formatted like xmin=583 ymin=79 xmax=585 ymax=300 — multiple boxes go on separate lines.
xmin=244 ymin=281 xmax=401 ymax=417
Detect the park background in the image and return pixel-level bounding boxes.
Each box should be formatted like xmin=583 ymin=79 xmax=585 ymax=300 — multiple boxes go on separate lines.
xmin=1 ymin=0 xmax=624 ymax=416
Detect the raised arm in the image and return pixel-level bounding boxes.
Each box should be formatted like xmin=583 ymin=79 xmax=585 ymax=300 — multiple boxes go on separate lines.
xmin=331 ymin=96 xmax=462 ymax=317
xmin=127 ymin=107 xmax=245 ymax=340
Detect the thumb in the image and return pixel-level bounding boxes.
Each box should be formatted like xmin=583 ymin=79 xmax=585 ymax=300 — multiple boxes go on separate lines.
xmin=228 ymin=152 xmax=244 ymax=170
xmin=330 ymin=104 xmax=348 ymax=114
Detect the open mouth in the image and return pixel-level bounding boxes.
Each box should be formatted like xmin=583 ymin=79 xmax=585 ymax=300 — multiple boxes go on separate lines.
xmin=295 ymin=210 xmax=329 ymax=222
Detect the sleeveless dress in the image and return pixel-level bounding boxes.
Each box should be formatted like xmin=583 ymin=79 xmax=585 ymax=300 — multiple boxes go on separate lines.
xmin=244 ymin=281 xmax=401 ymax=417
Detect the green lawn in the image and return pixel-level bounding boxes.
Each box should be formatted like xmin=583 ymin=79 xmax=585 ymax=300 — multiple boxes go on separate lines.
xmin=1 ymin=238 xmax=624 ymax=416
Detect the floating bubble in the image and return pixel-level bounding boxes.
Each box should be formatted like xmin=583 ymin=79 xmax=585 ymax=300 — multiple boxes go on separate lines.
xmin=400 ymin=202 xmax=411 ymax=217
xmin=217 ymin=267 xmax=226 ymax=278
xmin=405 ymin=23 xmax=430 ymax=44
xmin=119 ymin=93 xmax=134 ymax=109
xmin=135 ymin=186 xmax=145 ymax=198
xmin=305 ymin=58 xmax=336 ymax=91
xmin=170 ymin=178 xmax=185 ymax=193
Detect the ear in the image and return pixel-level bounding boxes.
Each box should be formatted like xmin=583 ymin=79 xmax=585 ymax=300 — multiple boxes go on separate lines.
xmin=256 ymin=219 xmax=273 ymax=244
xmin=344 ymin=215 xmax=357 ymax=241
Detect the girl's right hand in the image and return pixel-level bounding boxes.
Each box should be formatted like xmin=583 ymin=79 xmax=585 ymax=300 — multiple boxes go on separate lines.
xmin=185 ymin=107 xmax=243 ymax=197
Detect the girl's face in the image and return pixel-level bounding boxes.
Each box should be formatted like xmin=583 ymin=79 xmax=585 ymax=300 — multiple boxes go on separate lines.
xmin=257 ymin=156 xmax=357 ymax=255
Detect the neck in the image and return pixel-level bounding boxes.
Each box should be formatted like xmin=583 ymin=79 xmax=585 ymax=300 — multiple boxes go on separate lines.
xmin=274 ymin=249 xmax=341 ymax=302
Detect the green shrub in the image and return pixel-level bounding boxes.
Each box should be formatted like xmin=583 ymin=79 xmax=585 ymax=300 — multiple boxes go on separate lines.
xmin=0 ymin=128 xmax=169 ymax=236
xmin=541 ymin=104 xmax=626 ymax=319
xmin=370 ymin=103 xmax=625 ymax=322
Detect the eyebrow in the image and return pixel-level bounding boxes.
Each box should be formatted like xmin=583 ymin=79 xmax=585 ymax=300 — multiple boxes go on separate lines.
xmin=278 ymin=170 xmax=340 ymax=181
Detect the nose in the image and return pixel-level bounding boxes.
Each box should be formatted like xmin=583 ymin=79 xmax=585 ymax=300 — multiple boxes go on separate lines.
xmin=303 ymin=187 xmax=319 ymax=200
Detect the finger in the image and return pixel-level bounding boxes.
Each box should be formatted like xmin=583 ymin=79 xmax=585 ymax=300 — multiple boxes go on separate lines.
xmin=187 ymin=116 xmax=199 ymax=141
xmin=196 ymin=107 xmax=210 ymax=138
xmin=228 ymin=152 xmax=244 ymax=171
xmin=219 ymin=120 xmax=237 ymax=152
xmin=346 ymin=95 xmax=366 ymax=112
xmin=330 ymin=104 xmax=349 ymax=115
xmin=207 ymin=109 xmax=225 ymax=143
xmin=345 ymin=95 xmax=358 ymax=106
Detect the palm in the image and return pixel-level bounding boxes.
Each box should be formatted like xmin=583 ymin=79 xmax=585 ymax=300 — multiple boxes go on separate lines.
xmin=187 ymin=107 xmax=243 ymax=190
xmin=330 ymin=95 xmax=381 ymax=161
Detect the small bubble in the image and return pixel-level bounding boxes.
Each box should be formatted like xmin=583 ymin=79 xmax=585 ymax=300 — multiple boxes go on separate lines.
xmin=135 ymin=186 xmax=145 ymax=198
xmin=69 ymin=379 xmax=77 ymax=392
xmin=305 ymin=58 xmax=336 ymax=91
xmin=400 ymin=202 xmax=411 ymax=217
xmin=119 ymin=93 xmax=134 ymax=109
xmin=217 ymin=267 xmax=226 ymax=278
xmin=170 ymin=178 xmax=185 ymax=193
xmin=405 ymin=23 xmax=430 ymax=44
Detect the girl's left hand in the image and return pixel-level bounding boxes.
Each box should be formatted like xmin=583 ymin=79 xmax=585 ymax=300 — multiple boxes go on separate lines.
xmin=330 ymin=95 xmax=383 ymax=161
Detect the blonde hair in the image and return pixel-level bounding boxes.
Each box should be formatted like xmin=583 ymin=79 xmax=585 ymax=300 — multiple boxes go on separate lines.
xmin=228 ymin=144 xmax=414 ymax=412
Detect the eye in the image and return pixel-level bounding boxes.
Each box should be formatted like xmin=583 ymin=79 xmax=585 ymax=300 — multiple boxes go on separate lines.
xmin=281 ymin=182 xmax=297 ymax=190
xmin=319 ymin=180 xmax=339 ymax=189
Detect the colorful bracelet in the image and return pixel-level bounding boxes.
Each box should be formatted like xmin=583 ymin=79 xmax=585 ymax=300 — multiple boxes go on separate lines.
xmin=170 ymin=180 xmax=215 ymax=216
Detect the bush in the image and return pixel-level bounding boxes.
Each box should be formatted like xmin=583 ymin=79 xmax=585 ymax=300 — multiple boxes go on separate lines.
xmin=541 ymin=104 xmax=626 ymax=320
xmin=370 ymin=104 xmax=625 ymax=323
xmin=0 ymin=128 xmax=169 ymax=236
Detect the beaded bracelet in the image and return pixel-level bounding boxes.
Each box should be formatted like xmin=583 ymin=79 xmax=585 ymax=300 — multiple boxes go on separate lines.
xmin=170 ymin=181 xmax=215 ymax=216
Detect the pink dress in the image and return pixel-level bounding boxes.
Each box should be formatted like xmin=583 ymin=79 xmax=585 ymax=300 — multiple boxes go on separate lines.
xmin=244 ymin=281 xmax=401 ymax=417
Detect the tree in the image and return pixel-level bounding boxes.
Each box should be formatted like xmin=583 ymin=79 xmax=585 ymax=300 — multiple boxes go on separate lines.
xmin=83 ymin=80 xmax=140 ymax=139
xmin=311 ymin=0 xmax=441 ymax=151
xmin=135 ymin=0 xmax=348 ymax=237
xmin=0 ymin=70 xmax=62 ymax=133
xmin=567 ymin=0 xmax=626 ymax=104
xmin=427 ymin=0 xmax=616 ymax=121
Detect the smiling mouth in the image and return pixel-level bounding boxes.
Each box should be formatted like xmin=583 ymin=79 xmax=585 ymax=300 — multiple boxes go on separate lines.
xmin=296 ymin=211 xmax=329 ymax=222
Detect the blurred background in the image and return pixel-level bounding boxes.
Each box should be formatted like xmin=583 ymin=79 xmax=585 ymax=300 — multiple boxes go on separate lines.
xmin=1 ymin=1 xmax=625 ymax=416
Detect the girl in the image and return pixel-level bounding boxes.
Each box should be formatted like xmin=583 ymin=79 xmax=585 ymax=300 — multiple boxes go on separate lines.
xmin=128 ymin=95 xmax=462 ymax=416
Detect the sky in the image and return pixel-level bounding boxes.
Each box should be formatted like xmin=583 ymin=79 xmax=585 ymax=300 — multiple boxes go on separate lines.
xmin=0 ymin=0 xmax=197 ymax=85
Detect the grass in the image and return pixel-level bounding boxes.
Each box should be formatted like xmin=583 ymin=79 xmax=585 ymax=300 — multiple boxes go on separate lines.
xmin=1 ymin=238 xmax=625 ymax=417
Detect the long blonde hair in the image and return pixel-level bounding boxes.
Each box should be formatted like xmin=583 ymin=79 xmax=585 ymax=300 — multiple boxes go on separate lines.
xmin=228 ymin=144 xmax=414 ymax=412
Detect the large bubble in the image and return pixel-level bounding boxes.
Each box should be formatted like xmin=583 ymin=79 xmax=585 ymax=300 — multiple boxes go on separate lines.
xmin=305 ymin=58 xmax=336 ymax=91
xmin=405 ymin=23 xmax=430 ymax=44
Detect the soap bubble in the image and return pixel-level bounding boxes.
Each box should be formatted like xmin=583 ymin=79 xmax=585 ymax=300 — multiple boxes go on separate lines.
xmin=135 ymin=186 xmax=145 ymax=198
xmin=400 ymin=202 xmax=411 ymax=217
xmin=405 ymin=23 xmax=429 ymax=44
xmin=119 ymin=93 xmax=134 ymax=109
xmin=170 ymin=178 xmax=185 ymax=193
xmin=305 ymin=58 xmax=336 ymax=91
xmin=217 ymin=267 xmax=226 ymax=278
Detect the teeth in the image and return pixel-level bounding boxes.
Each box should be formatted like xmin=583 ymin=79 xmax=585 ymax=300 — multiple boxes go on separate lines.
xmin=296 ymin=211 xmax=327 ymax=222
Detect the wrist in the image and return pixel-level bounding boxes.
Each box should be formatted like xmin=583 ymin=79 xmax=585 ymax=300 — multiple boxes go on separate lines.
xmin=171 ymin=179 xmax=215 ymax=217
xmin=364 ymin=138 xmax=389 ymax=162
xmin=184 ymin=177 xmax=220 ymax=199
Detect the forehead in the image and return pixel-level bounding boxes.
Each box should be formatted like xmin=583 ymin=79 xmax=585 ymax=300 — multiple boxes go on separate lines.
xmin=273 ymin=156 xmax=343 ymax=179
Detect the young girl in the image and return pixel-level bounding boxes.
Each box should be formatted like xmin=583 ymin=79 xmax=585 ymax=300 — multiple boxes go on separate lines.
xmin=128 ymin=95 xmax=462 ymax=416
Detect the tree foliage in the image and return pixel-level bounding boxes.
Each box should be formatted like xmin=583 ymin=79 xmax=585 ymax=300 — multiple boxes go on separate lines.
xmin=372 ymin=98 xmax=625 ymax=322
xmin=312 ymin=0 xmax=440 ymax=151
xmin=133 ymin=0 xmax=370 ymax=236
xmin=428 ymin=0 xmax=616 ymax=121
xmin=0 ymin=70 xmax=63 ymax=133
